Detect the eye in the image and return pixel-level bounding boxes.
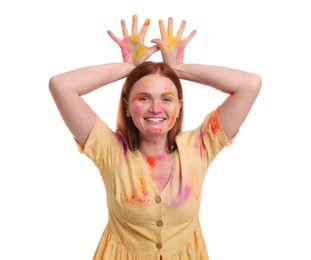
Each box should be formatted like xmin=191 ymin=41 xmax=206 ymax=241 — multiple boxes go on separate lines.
xmin=162 ymin=96 xmax=173 ymax=102
xmin=139 ymin=96 xmax=151 ymax=102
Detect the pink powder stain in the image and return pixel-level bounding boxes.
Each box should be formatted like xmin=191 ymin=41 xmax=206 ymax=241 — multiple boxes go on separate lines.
xmin=152 ymin=175 xmax=167 ymax=188
xmin=133 ymin=104 xmax=142 ymax=116
xmin=183 ymin=185 xmax=191 ymax=200
xmin=115 ymin=133 xmax=127 ymax=156
xmin=193 ymin=139 xmax=205 ymax=157
xmin=120 ymin=38 xmax=131 ymax=60
xmin=171 ymin=185 xmax=192 ymax=208
xmin=157 ymin=154 xmax=166 ymax=161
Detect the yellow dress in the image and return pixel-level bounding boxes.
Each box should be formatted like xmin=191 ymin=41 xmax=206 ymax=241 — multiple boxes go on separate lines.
xmin=78 ymin=109 xmax=236 ymax=260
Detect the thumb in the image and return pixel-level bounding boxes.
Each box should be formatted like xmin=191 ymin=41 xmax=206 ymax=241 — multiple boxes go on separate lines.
xmin=150 ymin=38 xmax=162 ymax=45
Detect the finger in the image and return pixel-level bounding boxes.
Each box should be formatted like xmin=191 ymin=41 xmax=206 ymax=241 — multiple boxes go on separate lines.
xmin=107 ymin=30 xmax=121 ymax=45
xmin=148 ymin=45 xmax=160 ymax=56
xmin=167 ymin=17 xmax=173 ymax=37
xmin=151 ymin=38 xmax=166 ymax=54
xmin=151 ymin=38 xmax=163 ymax=47
xmin=139 ymin=18 xmax=150 ymax=41
xmin=176 ymin=20 xmax=186 ymax=40
xmin=183 ymin=30 xmax=197 ymax=45
xmin=132 ymin=14 xmax=138 ymax=35
xmin=159 ymin=20 xmax=167 ymax=40
xmin=121 ymin=19 xmax=129 ymax=37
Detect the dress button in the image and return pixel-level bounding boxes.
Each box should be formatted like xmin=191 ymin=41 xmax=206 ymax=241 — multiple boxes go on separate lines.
xmin=155 ymin=195 xmax=161 ymax=203
xmin=156 ymin=220 xmax=163 ymax=227
xmin=156 ymin=242 xmax=162 ymax=249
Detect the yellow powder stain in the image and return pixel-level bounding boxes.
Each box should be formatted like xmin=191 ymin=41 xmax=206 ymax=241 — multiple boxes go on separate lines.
xmin=130 ymin=35 xmax=148 ymax=60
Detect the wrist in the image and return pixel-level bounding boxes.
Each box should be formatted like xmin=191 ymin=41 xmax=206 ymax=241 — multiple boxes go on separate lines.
xmin=172 ymin=63 xmax=187 ymax=79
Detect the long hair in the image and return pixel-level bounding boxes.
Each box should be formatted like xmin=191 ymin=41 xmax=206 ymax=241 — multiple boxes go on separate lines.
xmin=116 ymin=61 xmax=184 ymax=152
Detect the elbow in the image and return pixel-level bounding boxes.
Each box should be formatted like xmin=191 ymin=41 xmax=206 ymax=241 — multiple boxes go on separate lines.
xmin=49 ymin=75 xmax=64 ymax=95
xmin=250 ymin=73 xmax=262 ymax=94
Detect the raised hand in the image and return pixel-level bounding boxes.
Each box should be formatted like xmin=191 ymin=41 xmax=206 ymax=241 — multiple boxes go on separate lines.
xmin=107 ymin=15 xmax=159 ymax=66
xmin=151 ymin=17 xmax=196 ymax=67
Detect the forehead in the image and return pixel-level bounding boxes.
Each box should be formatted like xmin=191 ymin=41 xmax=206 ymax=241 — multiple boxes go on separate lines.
xmin=130 ymin=74 xmax=178 ymax=95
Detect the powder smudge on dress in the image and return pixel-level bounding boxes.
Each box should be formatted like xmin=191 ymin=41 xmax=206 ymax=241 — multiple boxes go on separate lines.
xmin=115 ymin=133 xmax=127 ymax=156
xmin=121 ymin=177 xmax=151 ymax=206
xmin=171 ymin=185 xmax=192 ymax=208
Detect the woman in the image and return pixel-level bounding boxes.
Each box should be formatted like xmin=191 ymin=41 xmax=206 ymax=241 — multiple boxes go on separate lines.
xmin=49 ymin=15 xmax=261 ymax=260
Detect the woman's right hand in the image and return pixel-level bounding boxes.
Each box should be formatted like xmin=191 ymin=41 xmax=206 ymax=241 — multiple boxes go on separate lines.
xmin=108 ymin=15 xmax=159 ymax=66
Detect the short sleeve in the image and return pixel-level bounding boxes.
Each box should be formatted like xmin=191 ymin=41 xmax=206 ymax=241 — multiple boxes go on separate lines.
xmin=200 ymin=108 xmax=238 ymax=162
xmin=176 ymin=108 xmax=238 ymax=169
xmin=76 ymin=116 xmax=125 ymax=171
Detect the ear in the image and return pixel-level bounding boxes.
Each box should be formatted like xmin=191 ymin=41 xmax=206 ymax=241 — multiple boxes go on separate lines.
xmin=123 ymin=98 xmax=131 ymax=117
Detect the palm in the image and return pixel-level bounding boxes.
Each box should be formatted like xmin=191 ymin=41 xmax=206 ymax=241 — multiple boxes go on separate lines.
xmin=108 ymin=15 xmax=159 ymax=66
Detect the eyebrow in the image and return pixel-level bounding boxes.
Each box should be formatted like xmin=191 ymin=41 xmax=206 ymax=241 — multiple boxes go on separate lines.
xmin=131 ymin=92 xmax=177 ymax=101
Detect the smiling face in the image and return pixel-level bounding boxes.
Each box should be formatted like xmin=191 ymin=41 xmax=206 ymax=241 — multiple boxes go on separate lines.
xmin=126 ymin=74 xmax=182 ymax=139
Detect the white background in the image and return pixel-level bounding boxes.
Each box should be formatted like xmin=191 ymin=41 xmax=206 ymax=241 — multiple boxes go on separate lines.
xmin=1 ymin=0 xmax=310 ymax=259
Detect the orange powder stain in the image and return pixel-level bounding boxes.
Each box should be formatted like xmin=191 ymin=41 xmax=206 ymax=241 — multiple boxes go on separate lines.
xmin=138 ymin=177 xmax=149 ymax=196
xmin=131 ymin=94 xmax=147 ymax=102
xmin=211 ymin=109 xmax=222 ymax=133
xmin=147 ymin=156 xmax=156 ymax=168
xmin=145 ymin=18 xmax=150 ymax=26
xmin=168 ymin=109 xmax=177 ymax=128
xmin=123 ymin=194 xmax=135 ymax=205
xmin=151 ymin=128 xmax=163 ymax=134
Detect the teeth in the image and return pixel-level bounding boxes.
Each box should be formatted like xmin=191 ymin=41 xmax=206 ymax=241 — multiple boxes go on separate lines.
xmin=145 ymin=117 xmax=164 ymax=122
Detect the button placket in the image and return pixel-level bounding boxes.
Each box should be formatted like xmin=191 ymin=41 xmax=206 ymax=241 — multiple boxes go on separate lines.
xmin=155 ymin=195 xmax=161 ymax=203
xmin=154 ymin=194 xmax=163 ymax=250
xmin=156 ymin=242 xmax=162 ymax=249
xmin=156 ymin=220 xmax=163 ymax=227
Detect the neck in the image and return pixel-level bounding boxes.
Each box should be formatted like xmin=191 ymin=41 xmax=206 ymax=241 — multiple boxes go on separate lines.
xmin=138 ymin=135 xmax=168 ymax=156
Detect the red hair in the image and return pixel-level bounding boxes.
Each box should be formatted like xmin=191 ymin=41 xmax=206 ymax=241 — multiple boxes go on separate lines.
xmin=116 ymin=61 xmax=184 ymax=152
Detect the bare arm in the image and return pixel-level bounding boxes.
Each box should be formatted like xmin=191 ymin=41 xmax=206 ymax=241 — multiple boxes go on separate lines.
xmin=174 ymin=64 xmax=261 ymax=139
xmin=49 ymin=62 xmax=134 ymax=147
xmin=49 ymin=15 xmax=158 ymax=147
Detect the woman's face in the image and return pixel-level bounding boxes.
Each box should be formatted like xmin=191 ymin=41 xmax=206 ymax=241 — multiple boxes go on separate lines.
xmin=127 ymin=74 xmax=182 ymax=138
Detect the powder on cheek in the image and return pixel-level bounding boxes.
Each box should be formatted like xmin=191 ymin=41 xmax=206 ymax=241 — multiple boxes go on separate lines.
xmin=168 ymin=109 xmax=178 ymax=128
xmin=133 ymin=104 xmax=142 ymax=116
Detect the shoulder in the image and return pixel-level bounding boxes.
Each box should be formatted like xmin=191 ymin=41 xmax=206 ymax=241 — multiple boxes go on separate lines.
xmin=78 ymin=116 xmax=128 ymax=163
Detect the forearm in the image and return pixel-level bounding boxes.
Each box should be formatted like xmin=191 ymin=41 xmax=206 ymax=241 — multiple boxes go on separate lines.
xmin=49 ymin=62 xmax=134 ymax=96
xmin=174 ymin=63 xmax=261 ymax=94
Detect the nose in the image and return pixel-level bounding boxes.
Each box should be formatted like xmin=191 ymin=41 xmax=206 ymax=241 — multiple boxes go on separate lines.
xmin=148 ymin=100 xmax=162 ymax=114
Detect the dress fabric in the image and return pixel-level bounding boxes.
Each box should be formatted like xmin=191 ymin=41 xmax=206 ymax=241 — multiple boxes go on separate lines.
xmin=78 ymin=109 xmax=236 ymax=260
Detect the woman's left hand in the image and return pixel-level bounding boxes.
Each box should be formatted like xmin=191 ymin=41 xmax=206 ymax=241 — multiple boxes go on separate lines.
xmin=151 ymin=17 xmax=196 ymax=67
xmin=108 ymin=15 xmax=159 ymax=66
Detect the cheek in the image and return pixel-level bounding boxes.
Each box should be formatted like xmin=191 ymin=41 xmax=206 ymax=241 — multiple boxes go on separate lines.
xmin=134 ymin=104 xmax=142 ymax=115
xmin=131 ymin=104 xmax=142 ymax=118
xmin=168 ymin=108 xmax=178 ymax=127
